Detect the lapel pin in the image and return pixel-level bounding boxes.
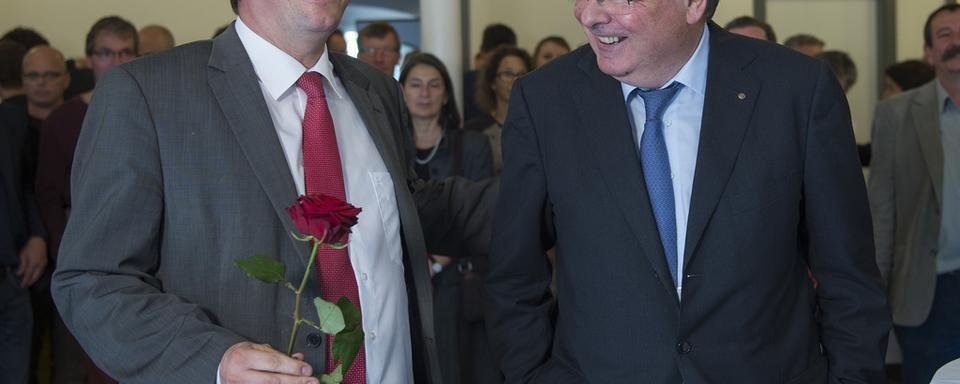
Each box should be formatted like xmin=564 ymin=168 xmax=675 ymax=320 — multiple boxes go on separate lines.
xmin=737 ymin=92 xmax=747 ymax=100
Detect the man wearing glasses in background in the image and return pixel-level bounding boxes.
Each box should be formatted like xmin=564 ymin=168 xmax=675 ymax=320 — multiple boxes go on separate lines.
xmin=34 ymin=15 xmax=139 ymax=384
xmin=358 ymin=21 xmax=401 ymax=77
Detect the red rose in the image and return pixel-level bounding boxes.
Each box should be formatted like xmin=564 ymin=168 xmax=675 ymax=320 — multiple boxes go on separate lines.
xmin=287 ymin=194 xmax=362 ymax=246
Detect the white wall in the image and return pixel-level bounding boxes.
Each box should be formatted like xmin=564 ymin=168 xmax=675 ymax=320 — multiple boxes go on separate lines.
xmin=0 ymin=0 xmax=235 ymax=59
xmin=468 ymin=0 xmax=586 ymax=69
xmin=897 ymin=0 xmax=945 ymax=61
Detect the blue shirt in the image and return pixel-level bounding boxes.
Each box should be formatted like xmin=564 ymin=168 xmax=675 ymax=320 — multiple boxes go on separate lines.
xmin=936 ymin=81 xmax=960 ymax=273
xmin=621 ymin=25 xmax=710 ymax=299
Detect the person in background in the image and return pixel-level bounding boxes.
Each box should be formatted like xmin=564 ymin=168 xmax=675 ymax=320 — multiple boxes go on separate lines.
xmin=327 ymin=29 xmax=347 ymax=55
xmin=817 ymin=50 xmax=857 ymax=94
xmin=35 ymin=15 xmax=139 ymax=384
xmin=1 ymin=27 xmax=48 ymax=51
xmin=784 ymin=33 xmax=826 ymax=56
xmin=465 ymin=46 xmax=532 ymax=175
xmin=0 ymin=101 xmax=47 ymax=384
xmin=399 ymin=52 xmax=493 ymax=384
xmin=138 ymin=24 xmax=175 ymax=56
xmin=463 ymin=24 xmax=516 ymax=122
xmin=859 ymin=60 xmax=935 ymax=166
xmin=532 ymin=36 xmax=571 ymax=69
xmin=21 ymin=46 xmax=69 ymax=132
xmin=883 ymin=59 xmax=936 ymax=99
xmin=724 ymin=15 xmax=777 ymax=42
xmin=0 ymin=40 xmax=28 ymax=106
xmin=869 ymin=4 xmax=960 ymax=384
xmin=358 ymin=22 xmax=401 ymax=77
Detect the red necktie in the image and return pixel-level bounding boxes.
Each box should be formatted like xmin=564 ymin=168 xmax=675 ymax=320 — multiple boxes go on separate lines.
xmin=296 ymin=71 xmax=366 ymax=383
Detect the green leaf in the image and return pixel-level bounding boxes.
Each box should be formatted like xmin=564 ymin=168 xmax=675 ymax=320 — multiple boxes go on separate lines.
xmin=336 ymin=297 xmax=362 ymax=331
xmin=313 ymin=298 xmax=346 ymax=334
xmin=319 ymin=365 xmax=343 ymax=384
xmin=234 ymin=255 xmax=285 ymax=284
xmin=332 ymin=327 xmax=364 ymax=375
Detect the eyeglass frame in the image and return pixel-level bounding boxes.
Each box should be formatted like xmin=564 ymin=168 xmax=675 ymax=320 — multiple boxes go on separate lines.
xmin=89 ymin=48 xmax=137 ymax=60
xmin=496 ymin=70 xmax=527 ymax=82
xmin=358 ymin=47 xmax=400 ymax=56
xmin=574 ymin=0 xmax=637 ymax=14
xmin=22 ymin=71 xmax=67 ymax=82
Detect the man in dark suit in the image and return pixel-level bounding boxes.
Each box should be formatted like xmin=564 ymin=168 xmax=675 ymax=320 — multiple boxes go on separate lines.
xmin=485 ymin=0 xmax=890 ymax=382
xmin=50 ymin=0 xmax=493 ymax=383
xmin=0 ymin=103 xmax=47 ymax=384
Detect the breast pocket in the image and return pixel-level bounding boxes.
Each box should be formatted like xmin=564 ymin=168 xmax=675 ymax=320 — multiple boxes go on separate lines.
xmin=368 ymin=171 xmax=403 ymax=266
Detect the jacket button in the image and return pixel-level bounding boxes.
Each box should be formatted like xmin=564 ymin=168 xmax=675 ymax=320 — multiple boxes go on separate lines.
xmin=306 ymin=332 xmax=323 ymax=348
xmin=677 ymin=341 xmax=692 ymax=354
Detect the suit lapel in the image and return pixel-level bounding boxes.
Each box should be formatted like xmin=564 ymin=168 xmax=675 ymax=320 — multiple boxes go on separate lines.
xmin=911 ymin=82 xmax=943 ymax=207
xmin=683 ymin=26 xmax=759 ymax=269
xmin=573 ymin=52 xmax=680 ymax=302
xmin=207 ymin=25 xmax=310 ymax=267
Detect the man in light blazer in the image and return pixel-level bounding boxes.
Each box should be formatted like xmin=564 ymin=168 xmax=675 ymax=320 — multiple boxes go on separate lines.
xmin=869 ymin=5 xmax=960 ymax=384
xmin=50 ymin=0 xmax=494 ymax=383
xmin=485 ymin=0 xmax=890 ymax=382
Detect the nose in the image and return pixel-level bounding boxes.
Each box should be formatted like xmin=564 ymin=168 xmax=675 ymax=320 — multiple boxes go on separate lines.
xmin=575 ymin=0 xmax=611 ymax=30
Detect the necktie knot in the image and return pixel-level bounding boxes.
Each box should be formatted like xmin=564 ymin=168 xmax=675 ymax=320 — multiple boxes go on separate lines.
xmin=636 ymin=82 xmax=683 ymax=122
xmin=297 ymin=71 xmax=326 ymax=100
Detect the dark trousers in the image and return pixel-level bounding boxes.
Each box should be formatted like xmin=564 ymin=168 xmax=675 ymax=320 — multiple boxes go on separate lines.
xmin=1 ymin=266 xmax=32 ymax=384
xmin=895 ymin=269 xmax=960 ymax=384
xmin=433 ymin=266 xmax=462 ymax=384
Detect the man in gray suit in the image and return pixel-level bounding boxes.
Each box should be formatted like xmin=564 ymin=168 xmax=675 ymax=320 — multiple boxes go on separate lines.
xmin=869 ymin=4 xmax=960 ymax=384
xmin=50 ymin=0 xmax=493 ymax=383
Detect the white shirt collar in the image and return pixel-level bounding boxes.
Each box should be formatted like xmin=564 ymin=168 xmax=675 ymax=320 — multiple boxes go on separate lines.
xmin=621 ymin=24 xmax=710 ymax=100
xmin=234 ymin=17 xmax=345 ymax=101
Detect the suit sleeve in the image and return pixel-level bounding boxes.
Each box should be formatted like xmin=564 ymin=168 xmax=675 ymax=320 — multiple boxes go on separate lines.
xmin=483 ymin=78 xmax=558 ymax=383
xmin=17 ymin=117 xmax=46 ymax=241
xmin=867 ymin=102 xmax=895 ymax=284
xmin=802 ymin=62 xmax=891 ymax=384
xmin=50 ymin=67 xmax=244 ymax=383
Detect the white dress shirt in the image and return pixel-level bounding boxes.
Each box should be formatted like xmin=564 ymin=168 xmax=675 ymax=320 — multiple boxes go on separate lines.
xmin=621 ymin=25 xmax=710 ymax=300
xmin=229 ymin=18 xmax=413 ymax=383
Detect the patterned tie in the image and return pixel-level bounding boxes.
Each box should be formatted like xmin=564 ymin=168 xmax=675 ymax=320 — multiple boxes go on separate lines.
xmin=296 ymin=71 xmax=366 ymax=383
xmin=634 ymin=82 xmax=684 ymax=287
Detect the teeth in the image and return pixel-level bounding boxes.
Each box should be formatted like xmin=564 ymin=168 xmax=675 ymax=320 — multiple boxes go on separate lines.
xmin=598 ymin=36 xmax=622 ymax=44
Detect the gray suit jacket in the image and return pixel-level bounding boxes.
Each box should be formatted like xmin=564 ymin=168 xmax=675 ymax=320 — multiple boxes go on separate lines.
xmin=51 ymin=25 xmax=495 ymax=383
xmin=869 ymin=80 xmax=943 ymax=326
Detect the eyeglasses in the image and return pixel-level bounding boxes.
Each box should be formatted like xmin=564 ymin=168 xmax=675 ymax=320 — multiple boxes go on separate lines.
xmin=90 ymin=48 xmax=136 ymax=59
xmin=358 ymin=47 xmax=399 ymax=56
xmin=22 ymin=71 xmax=65 ymax=82
xmin=496 ymin=70 xmax=526 ymax=82
xmin=574 ymin=0 xmax=637 ymax=15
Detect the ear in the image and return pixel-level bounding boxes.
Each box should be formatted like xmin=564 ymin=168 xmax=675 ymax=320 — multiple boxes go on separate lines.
xmin=686 ymin=0 xmax=708 ymax=25
xmin=924 ymin=45 xmax=936 ymax=66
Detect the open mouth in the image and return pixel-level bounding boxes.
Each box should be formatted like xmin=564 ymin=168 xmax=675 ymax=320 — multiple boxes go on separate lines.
xmin=597 ymin=36 xmax=626 ymax=45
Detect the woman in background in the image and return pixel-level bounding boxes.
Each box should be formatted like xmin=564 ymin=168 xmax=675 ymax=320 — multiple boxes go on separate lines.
xmin=399 ymin=52 xmax=494 ymax=384
xmin=532 ymin=35 xmax=570 ymax=68
xmin=464 ymin=46 xmax=532 ymax=176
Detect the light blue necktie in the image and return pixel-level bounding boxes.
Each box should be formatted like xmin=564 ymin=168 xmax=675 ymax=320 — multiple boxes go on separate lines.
xmin=634 ymin=82 xmax=683 ymax=287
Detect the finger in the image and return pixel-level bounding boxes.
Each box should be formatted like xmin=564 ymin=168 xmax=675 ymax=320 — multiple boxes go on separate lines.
xmin=291 ymin=353 xmax=305 ymax=361
xmin=15 ymin=258 xmax=27 ymax=277
xmin=243 ymin=346 xmax=314 ymax=377
xmin=22 ymin=265 xmax=42 ymax=288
